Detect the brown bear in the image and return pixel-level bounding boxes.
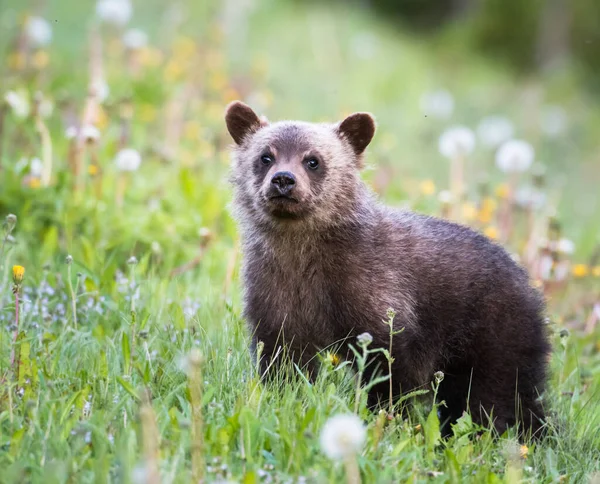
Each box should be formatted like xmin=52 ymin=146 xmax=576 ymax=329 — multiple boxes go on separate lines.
xmin=224 ymin=100 xmax=550 ymax=438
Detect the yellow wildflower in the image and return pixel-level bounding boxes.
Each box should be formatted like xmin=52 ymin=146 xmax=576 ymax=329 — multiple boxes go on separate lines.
xmin=462 ymin=202 xmax=477 ymax=221
xmin=208 ymin=71 xmax=228 ymax=92
xmin=32 ymin=50 xmax=50 ymax=70
xmin=519 ymin=445 xmax=529 ymax=459
xmin=164 ymin=60 xmax=185 ymax=83
xmin=495 ymin=183 xmax=509 ymax=199
xmin=88 ymin=165 xmax=99 ymax=176
xmin=29 ymin=178 xmax=41 ymax=189
xmin=184 ymin=120 xmax=202 ymax=140
xmin=327 ymin=352 xmax=341 ymax=367
xmin=478 ymin=197 xmax=497 ymax=224
xmin=484 ymin=226 xmax=499 ymax=240
xmin=96 ymin=106 xmax=109 ymax=131
xmin=572 ymin=264 xmax=589 ymax=278
xmin=138 ymin=47 xmax=163 ymax=68
xmin=12 ymin=265 xmax=25 ymax=284
xmin=419 ymin=179 xmax=436 ymax=197
xmin=222 ymin=87 xmax=240 ymax=103
xmin=173 ymin=37 xmax=196 ymax=58
xmin=8 ymin=52 xmax=26 ymax=70
xmin=138 ymin=104 xmax=157 ymax=123
xmin=592 ymin=266 xmax=600 ymax=277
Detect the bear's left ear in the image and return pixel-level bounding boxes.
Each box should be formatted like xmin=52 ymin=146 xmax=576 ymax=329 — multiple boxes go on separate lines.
xmin=337 ymin=112 xmax=376 ymax=155
xmin=225 ymin=101 xmax=268 ymax=145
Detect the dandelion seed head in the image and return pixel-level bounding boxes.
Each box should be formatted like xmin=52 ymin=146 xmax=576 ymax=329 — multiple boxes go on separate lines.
xmin=4 ymin=90 xmax=30 ymax=119
xmin=438 ymin=126 xmax=475 ymax=159
xmin=82 ymin=125 xmax=101 ymax=142
xmin=123 ymin=28 xmax=148 ymax=49
xmin=90 ymin=78 xmax=110 ymax=103
xmin=25 ymin=16 xmax=53 ymax=47
xmin=556 ymin=238 xmax=575 ymax=255
xmin=320 ymin=414 xmax=366 ymax=460
xmin=96 ymin=0 xmax=133 ymax=26
xmin=115 ymin=148 xmax=142 ymax=172
xmin=495 ymin=139 xmax=534 ymax=173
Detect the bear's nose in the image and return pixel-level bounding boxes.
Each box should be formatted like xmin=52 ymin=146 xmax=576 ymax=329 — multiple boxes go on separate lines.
xmin=271 ymin=171 xmax=296 ymax=195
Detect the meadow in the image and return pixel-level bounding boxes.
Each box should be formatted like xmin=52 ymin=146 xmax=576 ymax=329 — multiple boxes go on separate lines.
xmin=1 ymin=0 xmax=599 ymax=482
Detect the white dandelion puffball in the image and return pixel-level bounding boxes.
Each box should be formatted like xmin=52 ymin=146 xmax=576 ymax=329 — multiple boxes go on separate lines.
xmin=96 ymin=0 xmax=132 ymax=26
xmin=123 ymin=28 xmax=148 ymax=50
xmin=115 ymin=148 xmax=141 ymax=171
xmin=438 ymin=126 xmax=476 ymax=159
xmin=4 ymin=90 xmax=30 ymax=119
xmin=515 ymin=186 xmax=546 ymax=210
xmin=419 ymin=89 xmax=454 ymax=120
xmin=82 ymin=125 xmax=101 ymax=142
xmin=320 ymin=414 xmax=366 ymax=460
xmin=25 ymin=16 xmax=53 ymax=47
xmin=477 ymin=116 xmax=514 ymax=148
xmin=495 ymin=139 xmax=534 ymax=173
xmin=556 ymin=238 xmax=575 ymax=255
xmin=90 ymin=78 xmax=110 ymax=103
xmin=29 ymin=158 xmax=44 ymax=178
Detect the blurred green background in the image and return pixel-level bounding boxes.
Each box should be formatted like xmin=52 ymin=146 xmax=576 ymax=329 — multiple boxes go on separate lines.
xmin=1 ymin=0 xmax=599 ymax=253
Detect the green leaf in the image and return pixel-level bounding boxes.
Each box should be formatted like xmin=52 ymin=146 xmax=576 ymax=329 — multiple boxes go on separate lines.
xmin=60 ymin=390 xmax=82 ymax=425
xmin=425 ymin=405 xmax=441 ymax=456
xmin=116 ymin=376 xmax=140 ymax=401
xmin=121 ymin=331 xmax=131 ymax=375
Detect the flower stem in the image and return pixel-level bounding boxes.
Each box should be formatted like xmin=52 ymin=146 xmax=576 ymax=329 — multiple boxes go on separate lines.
xmin=344 ymin=454 xmax=361 ymax=484
xmin=9 ymin=289 xmax=20 ymax=370
xmin=67 ymin=263 xmax=78 ymax=329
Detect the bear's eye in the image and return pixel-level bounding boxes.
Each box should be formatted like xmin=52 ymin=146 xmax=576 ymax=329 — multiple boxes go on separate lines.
xmin=306 ymin=158 xmax=319 ymax=170
xmin=260 ymin=154 xmax=273 ymax=165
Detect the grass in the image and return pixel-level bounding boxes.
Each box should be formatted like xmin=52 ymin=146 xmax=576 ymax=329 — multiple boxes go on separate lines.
xmin=1 ymin=0 xmax=600 ymax=482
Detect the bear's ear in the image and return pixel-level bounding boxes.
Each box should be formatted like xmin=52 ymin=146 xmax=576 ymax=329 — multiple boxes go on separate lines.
xmin=225 ymin=101 xmax=267 ymax=145
xmin=337 ymin=112 xmax=376 ymax=155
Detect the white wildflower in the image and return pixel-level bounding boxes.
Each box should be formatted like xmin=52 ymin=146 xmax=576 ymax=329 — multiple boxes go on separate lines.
xmin=25 ymin=16 xmax=53 ymax=47
xmin=65 ymin=126 xmax=78 ymax=139
xmin=90 ymin=78 xmax=110 ymax=103
xmin=541 ymin=105 xmax=567 ymax=138
xmin=495 ymin=139 xmax=534 ymax=173
xmin=4 ymin=90 xmax=30 ymax=119
xmin=438 ymin=126 xmax=476 ymax=159
xmin=123 ymin=28 xmax=148 ymax=49
xmin=320 ymin=414 xmax=366 ymax=460
xmin=476 ymin=116 xmax=514 ymax=148
xmin=131 ymin=462 xmax=149 ymax=484
xmin=29 ymin=157 xmax=43 ymax=178
xmin=82 ymin=125 xmax=101 ymax=142
xmin=556 ymin=238 xmax=575 ymax=255
xmin=437 ymin=190 xmax=453 ymax=204
xmin=114 ymin=148 xmax=141 ymax=171
xmin=419 ymin=89 xmax=454 ymax=119
xmin=96 ymin=0 xmax=132 ymax=26
xmin=356 ymin=332 xmax=373 ymax=347
xmin=554 ymin=261 xmax=569 ymax=281
xmin=515 ymin=186 xmax=546 ymax=210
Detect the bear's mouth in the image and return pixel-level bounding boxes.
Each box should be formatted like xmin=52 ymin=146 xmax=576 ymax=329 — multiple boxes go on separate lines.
xmin=268 ymin=195 xmax=299 ymax=203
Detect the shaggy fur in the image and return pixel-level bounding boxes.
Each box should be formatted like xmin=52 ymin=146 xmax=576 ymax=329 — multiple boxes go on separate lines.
xmin=225 ymin=101 xmax=550 ymax=437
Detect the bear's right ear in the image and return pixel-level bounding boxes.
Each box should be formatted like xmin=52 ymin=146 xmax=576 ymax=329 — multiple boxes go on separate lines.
xmin=225 ymin=101 xmax=266 ymax=145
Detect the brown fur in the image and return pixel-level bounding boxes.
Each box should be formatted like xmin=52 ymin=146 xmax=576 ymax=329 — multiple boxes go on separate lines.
xmin=225 ymin=101 xmax=550 ymax=438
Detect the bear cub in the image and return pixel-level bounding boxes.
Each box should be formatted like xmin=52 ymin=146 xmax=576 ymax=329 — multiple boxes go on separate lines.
xmin=225 ymin=100 xmax=550 ymax=437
